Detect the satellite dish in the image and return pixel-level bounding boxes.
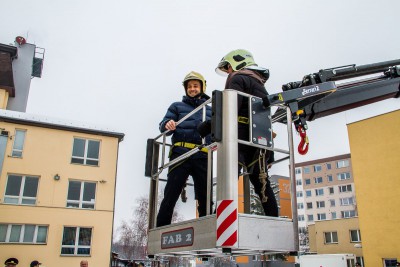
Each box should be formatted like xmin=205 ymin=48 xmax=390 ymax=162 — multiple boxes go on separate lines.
xmin=15 ymin=36 xmax=26 ymax=45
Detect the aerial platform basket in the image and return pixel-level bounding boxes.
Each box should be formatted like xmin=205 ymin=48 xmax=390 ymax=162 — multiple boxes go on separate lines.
xmin=146 ymin=89 xmax=306 ymax=258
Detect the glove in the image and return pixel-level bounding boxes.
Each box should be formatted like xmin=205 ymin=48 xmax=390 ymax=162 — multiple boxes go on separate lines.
xmin=197 ymin=120 xmax=211 ymax=138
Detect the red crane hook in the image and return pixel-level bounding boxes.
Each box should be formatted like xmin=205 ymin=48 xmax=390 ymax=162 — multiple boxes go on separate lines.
xmin=297 ymin=125 xmax=309 ymax=155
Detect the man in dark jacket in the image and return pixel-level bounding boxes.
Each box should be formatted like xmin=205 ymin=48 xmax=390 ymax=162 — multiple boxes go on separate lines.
xmin=157 ymin=71 xmax=212 ymax=227
xmin=215 ymin=49 xmax=278 ymax=217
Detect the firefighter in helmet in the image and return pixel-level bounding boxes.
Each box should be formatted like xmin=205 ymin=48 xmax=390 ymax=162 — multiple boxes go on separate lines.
xmin=157 ymin=71 xmax=212 ymax=227
xmin=216 ymin=49 xmax=278 ymax=217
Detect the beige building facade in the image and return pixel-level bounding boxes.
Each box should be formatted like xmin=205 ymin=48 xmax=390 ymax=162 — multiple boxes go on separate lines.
xmin=308 ymin=217 xmax=363 ymax=265
xmin=0 ymin=111 xmax=124 ymax=266
xmin=347 ymin=109 xmax=400 ymax=267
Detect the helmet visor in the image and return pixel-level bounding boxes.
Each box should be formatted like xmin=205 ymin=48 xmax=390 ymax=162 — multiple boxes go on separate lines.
xmin=215 ymin=60 xmax=229 ymax=76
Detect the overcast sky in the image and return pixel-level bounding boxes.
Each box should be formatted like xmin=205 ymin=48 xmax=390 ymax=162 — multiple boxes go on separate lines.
xmin=2 ymin=0 xmax=399 ymax=234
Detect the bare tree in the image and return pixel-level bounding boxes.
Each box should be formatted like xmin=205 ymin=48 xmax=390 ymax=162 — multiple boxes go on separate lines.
xmin=114 ymin=194 xmax=184 ymax=259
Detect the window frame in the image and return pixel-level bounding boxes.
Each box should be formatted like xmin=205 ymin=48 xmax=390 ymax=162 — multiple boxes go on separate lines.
xmin=339 ymin=184 xmax=352 ymax=193
xmin=326 ymin=163 xmax=332 ymax=170
xmin=350 ymin=229 xmax=361 ymax=242
xmin=317 ymin=213 xmax=327 ymax=220
xmin=337 ymin=172 xmax=351 ymax=181
xmin=71 ymin=138 xmax=101 ymax=166
xmin=316 ymin=200 xmax=325 ymax=208
xmin=340 ymin=197 xmax=354 ymax=206
xmin=303 ymin=167 xmax=310 ymax=174
xmin=66 ymin=180 xmax=97 ymax=209
xmin=314 ymin=177 xmax=323 ymax=184
xmin=324 ymin=231 xmax=338 ymax=244
xmin=0 ymin=224 xmax=48 ymax=244
xmin=341 ymin=210 xmax=356 ymax=218
xmin=336 ymin=159 xmax=349 ymax=168
xmin=313 ymin=165 xmax=322 ymax=172
xmin=383 ymin=259 xmax=398 ymax=267
xmin=61 ymin=226 xmax=92 ymax=256
xmin=11 ymin=129 xmax=26 ymax=158
xmin=4 ymin=174 xmax=39 ymax=205
xmin=315 ymin=188 xmax=324 ymax=196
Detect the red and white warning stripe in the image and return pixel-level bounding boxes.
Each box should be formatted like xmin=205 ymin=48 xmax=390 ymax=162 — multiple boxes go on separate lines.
xmin=216 ymin=199 xmax=238 ymax=247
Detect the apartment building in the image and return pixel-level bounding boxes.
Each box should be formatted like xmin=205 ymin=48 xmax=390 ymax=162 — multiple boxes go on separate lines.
xmin=295 ymin=154 xmax=358 ymax=250
xmin=295 ymin=154 xmax=356 ymax=225
xmin=0 ymin=39 xmax=124 ymax=267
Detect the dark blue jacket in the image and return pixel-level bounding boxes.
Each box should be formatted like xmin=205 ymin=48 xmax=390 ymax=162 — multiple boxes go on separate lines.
xmin=159 ymin=94 xmax=212 ymax=158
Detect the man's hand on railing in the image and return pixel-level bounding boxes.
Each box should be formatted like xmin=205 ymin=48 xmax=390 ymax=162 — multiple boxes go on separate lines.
xmin=165 ymin=120 xmax=177 ymax=131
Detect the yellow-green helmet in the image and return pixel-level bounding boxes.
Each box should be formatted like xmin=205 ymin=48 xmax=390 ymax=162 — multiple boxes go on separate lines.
xmin=216 ymin=49 xmax=257 ymax=75
xmin=182 ymin=71 xmax=207 ymax=94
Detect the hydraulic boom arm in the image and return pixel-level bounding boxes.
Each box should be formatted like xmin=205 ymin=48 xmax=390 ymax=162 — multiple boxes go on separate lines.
xmin=270 ymin=59 xmax=400 ymax=124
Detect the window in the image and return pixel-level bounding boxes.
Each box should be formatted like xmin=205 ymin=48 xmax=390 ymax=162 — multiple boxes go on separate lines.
xmin=296 ymin=191 xmax=303 ymax=198
xmin=314 ymin=177 xmax=323 ymax=184
xmin=296 ymin=179 xmax=302 ymax=186
xmin=303 ymin=167 xmax=310 ymax=174
xmin=306 ymin=202 xmax=313 ymax=209
xmin=61 ymin=227 xmax=92 ymax=255
xmin=337 ymin=172 xmax=351 ymax=181
xmin=326 ymin=163 xmax=332 ymax=170
xmin=299 ymin=227 xmax=307 ymax=234
xmin=324 ymin=231 xmax=338 ymax=244
xmin=340 ymin=197 xmax=354 ymax=206
xmin=67 ymin=181 xmax=96 ymax=209
xmin=317 ymin=213 xmax=326 ymax=220
xmin=315 ymin=188 xmax=324 ymax=196
xmin=339 ymin=184 xmax=352 ymax=193
xmin=298 ymin=215 xmax=305 ymax=221
xmin=341 ymin=210 xmax=356 ymax=218
xmin=295 ymin=168 xmax=301 ymax=174
xmin=336 ymin=159 xmax=349 ymax=168
xmin=307 ymin=215 xmax=314 ymax=222
xmin=0 ymin=224 xmax=48 ymax=243
xmin=316 ymin=201 xmax=325 ymax=208
xmin=330 ymin=199 xmax=336 ymax=207
xmin=327 ymin=174 xmax=333 ymax=182
xmin=383 ymin=259 xmax=398 ymax=267
xmin=4 ymin=175 xmax=39 ymax=205
xmin=305 ymin=190 xmax=312 ymax=197
xmin=11 ymin=129 xmax=26 ymax=157
xmin=329 ymin=187 xmax=334 ymax=194
xmin=331 ymin=212 xmax=337 ymax=219
xmin=313 ymin=165 xmax=322 ymax=172
xmin=297 ymin=203 xmax=304 ymax=209
xmin=71 ymin=138 xmax=100 ymax=166
xmin=305 ymin=179 xmax=311 ymax=185
xmin=350 ymin=230 xmax=361 ymax=242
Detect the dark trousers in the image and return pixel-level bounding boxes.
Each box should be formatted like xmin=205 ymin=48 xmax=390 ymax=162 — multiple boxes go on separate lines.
xmin=157 ymin=154 xmax=209 ymax=227
xmin=239 ymin=144 xmax=279 ymax=217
